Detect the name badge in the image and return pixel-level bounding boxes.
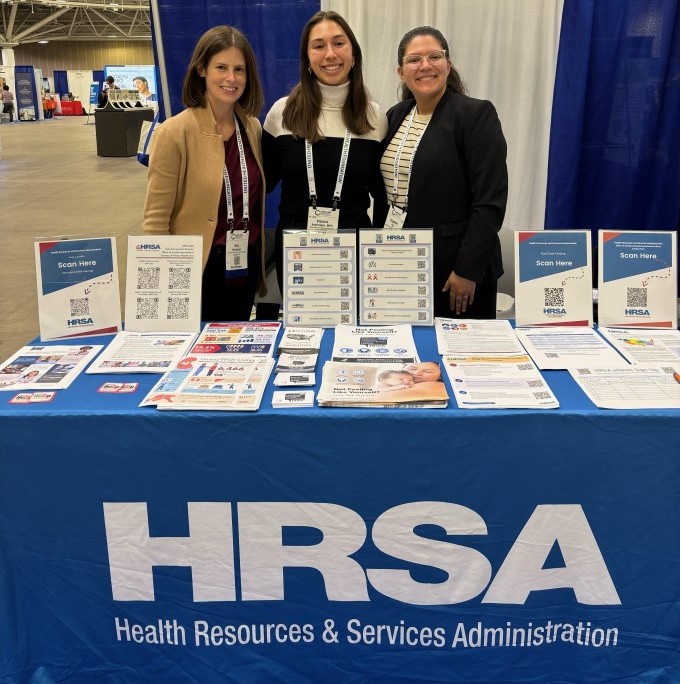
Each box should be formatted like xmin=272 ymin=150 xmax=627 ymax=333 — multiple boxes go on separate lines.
xmin=225 ymin=230 xmax=249 ymax=278
xmin=307 ymin=206 xmax=340 ymax=231
xmin=384 ymin=205 xmax=407 ymax=231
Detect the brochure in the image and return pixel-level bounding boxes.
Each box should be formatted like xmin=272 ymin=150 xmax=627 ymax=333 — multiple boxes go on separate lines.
xmin=191 ymin=322 xmax=281 ymax=357
xmin=434 ymin=318 xmax=525 ymax=356
xmin=34 ymin=237 xmax=121 ymax=341
xmin=86 ymin=331 xmax=197 ymax=373
xmin=273 ymin=372 xmax=316 ymax=387
xmin=275 ymin=351 xmax=318 ymax=374
xmin=598 ymin=328 xmax=680 ymax=365
xmin=358 ymin=229 xmax=434 ymax=325
xmin=331 ymin=324 xmax=419 ymax=363
xmin=317 ymin=361 xmax=448 ymax=408
xmin=282 ymin=230 xmax=356 ymax=328
xmin=278 ymin=327 xmax=324 ymax=354
xmin=124 ymin=235 xmax=202 ymax=333
xmin=0 ymin=344 xmax=102 ymax=391
xmin=598 ymin=230 xmax=677 ymax=328
xmin=442 ymin=354 xmax=559 ymax=409
xmin=272 ymin=390 xmax=315 ymax=408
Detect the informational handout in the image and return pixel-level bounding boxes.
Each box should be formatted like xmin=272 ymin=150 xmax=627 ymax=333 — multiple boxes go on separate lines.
xmin=34 ymin=237 xmax=121 ymax=340
xmin=514 ymin=326 xmax=629 ymax=369
xmin=282 ymin=231 xmax=356 ymax=328
xmin=0 ymin=344 xmax=102 ymax=391
xmin=598 ymin=328 xmax=680 ymax=365
xmin=278 ymin=327 xmax=324 ymax=354
xmin=598 ymin=230 xmax=677 ymax=328
xmin=514 ymin=230 xmax=592 ymax=326
xmin=125 ymin=235 xmax=202 ymax=332
xmin=358 ymin=229 xmax=434 ymax=325
xmin=442 ymin=354 xmax=559 ymax=409
xmin=569 ymin=366 xmax=680 ymax=409
xmin=191 ymin=322 xmax=280 ymax=357
xmin=331 ymin=324 xmax=418 ymax=363
xmin=434 ymin=318 xmax=525 ymax=356
xmin=86 ymin=331 xmax=197 ymax=373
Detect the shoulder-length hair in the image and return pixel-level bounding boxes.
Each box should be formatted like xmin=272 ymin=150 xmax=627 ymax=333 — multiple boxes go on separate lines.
xmin=182 ymin=25 xmax=264 ymax=117
xmin=397 ymin=26 xmax=466 ymax=101
xmin=282 ymin=10 xmax=373 ymax=143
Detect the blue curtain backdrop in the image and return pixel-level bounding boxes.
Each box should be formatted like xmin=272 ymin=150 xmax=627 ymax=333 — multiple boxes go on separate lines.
xmin=53 ymin=70 xmax=69 ymax=97
xmin=150 ymin=0 xmax=318 ymax=227
xmin=546 ymin=0 xmax=680 ymax=234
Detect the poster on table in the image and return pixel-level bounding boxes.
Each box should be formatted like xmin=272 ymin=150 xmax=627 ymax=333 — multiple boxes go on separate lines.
xmin=598 ymin=230 xmax=677 ymax=328
xmin=124 ymin=235 xmax=202 ymax=333
xmin=282 ymin=230 xmax=356 ymax=328
xmin=514 ymin=230 xmax=592 ymax=327
xmin=34 ymin=237 xmax=121 ymax=341
xmin=358 ymin=229 xmax=433 ymax=325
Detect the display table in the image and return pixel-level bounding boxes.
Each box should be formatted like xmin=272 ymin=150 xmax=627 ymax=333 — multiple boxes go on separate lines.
xmin=1 ymin=328 xmax=678 ymax=683
xmin=59 ymin=100 xmax=83 ymax=116
xmin=94 ymin=106 xmax=154 ymax=157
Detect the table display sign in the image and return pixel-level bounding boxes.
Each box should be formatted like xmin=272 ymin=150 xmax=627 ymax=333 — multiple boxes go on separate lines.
xmin=597 ymin=230 xmax=677 ymax=328
xmin=514 ymin=230 xmax=592 ymax=327
xmin=358 ymin=229 xmax=433 ymax=325
xmin=282 ymin=231 xmax=356 ymax=328
xmin=34 ymin=237 xmax=121 ymax=341
xmin=125 ymin=235 xmax=202 ymax=333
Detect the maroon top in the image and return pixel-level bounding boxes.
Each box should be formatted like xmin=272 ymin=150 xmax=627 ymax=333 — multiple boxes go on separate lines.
xmin=213 ymin=124 xmax=262 ymax=247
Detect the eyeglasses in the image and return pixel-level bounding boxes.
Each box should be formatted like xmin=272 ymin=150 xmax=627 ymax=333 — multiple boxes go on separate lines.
xmin=402 ymin=50 xmax=447 ymax=69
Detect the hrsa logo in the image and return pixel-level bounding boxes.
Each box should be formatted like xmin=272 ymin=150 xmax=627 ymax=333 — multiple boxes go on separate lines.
xmin=68 ymin=318 xmax=94 ymax=326
xmin=543 ymin=308 xmax=566 ymax=315
xmin=386 ymin=234 xmax=405 ymax=241
xmin=311 ymin=238 xmax=329 ymax=244
xmin=136 ymin=244 xmax=161 ymax=250
xmin=103 ymin=501 xmax=620 ymax=605
xmin=625 ymin=309 xmax=650 ymax=316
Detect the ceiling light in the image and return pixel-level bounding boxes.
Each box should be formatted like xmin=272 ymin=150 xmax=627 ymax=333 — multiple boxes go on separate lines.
xmin=38 ymin=40 xmax=49 ymax=44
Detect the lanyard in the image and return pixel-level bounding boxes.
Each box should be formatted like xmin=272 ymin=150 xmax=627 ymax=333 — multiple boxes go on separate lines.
xmin=391 ymin=106 xmax=429 ymax=210
xmin=305 ymin=128 xmax=352 ymax=209
xmin=221 ymin=114 xmax=250 ymax=232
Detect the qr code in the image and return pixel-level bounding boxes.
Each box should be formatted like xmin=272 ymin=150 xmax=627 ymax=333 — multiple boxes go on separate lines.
xmin=168 ymin=267 xmax=191 ymax=290
xmin=626 ymin=287 xmax=647 ymax=308
xmin=137 ymin=267 xmax=160 ymax=290
xmin=417 ymin=261 xmax=426 ymax=269
xmin=518 ymin=363 xmax=533 ymax=371
xmin=233 ymin=255 xmax=241 ymax=266
xmin=340 ymin=250 xmax=348 ymax=259
xmin=418 ymin=299 xmax=426 ymax=308
xmin=167 ymin=297 xmax=189 ymax=319
xmin=69 ymin=298 xmax=89 ymax=317
xmin=544 ymin=287 xmax=564 ymax=307
xmin=417 ymin=273 xmax=426 ymax=282
xmin=340 ymin=301 xmax=349 ymax=311
xmin=533 ymin=391 xmax=552 ymax=400
xmin=418 ymin=312 xmax=427 ymax=321
xmin=417 ymin=248 xmax=425 ymax=256
xmin=136 ymin=297 xmax=159 ymax=319
xmin=340 ymin=276 xmax=349 ymax=285
xmin=341 ymin=314 xmax=350 ymax=323
xmin=418 ymin=286 xmax=426 ymax=295
xmin=527 ymin=379 xmax=544 ymax=388
xmin=545 ymin=352 xmax=559 ymax=358
xmin=341 ymin=288 xmax=349 ymax=297
xmin=340 ymin=263 xmax=348 ymax=271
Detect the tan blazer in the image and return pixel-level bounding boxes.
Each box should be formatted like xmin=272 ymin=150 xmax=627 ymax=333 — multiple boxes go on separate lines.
xmin=142 ymin=103 xmax=266 ymax=292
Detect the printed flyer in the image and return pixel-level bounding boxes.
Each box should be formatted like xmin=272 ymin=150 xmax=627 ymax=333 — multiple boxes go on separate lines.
xmin=358 ymin=229 xmax=433 ymax=325
xmin=282 ymin=231 xmax=356 ymax=328
xmin=34 ymin=237 xmax=121 ymax=341
xmin=125 ymin=235 xmax=202 ymax=333
xmin=598 ymin=230 xmax=677 ymax=328
xmin=514 ymin=230 xmax=592 ymax=327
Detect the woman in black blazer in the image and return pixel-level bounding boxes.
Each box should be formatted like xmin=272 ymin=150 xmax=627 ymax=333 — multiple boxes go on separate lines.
xmin=375 ymin=26 xmax=508 ymax=319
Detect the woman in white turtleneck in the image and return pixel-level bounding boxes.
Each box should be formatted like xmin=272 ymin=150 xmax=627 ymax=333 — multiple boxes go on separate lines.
xmin=262 ymin=10 xmax=387 ymax=295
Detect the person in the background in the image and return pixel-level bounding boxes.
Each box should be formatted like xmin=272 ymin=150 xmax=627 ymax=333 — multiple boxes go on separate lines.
xmin=97 ymin=76 xmax=117 ymax=107
xmin=143 ymin=26 xmax=267 ymax=323
xmin=375 ymin=26 xmax=508 ymax=320
xmin=133 ymin=76 xmax=158 ymax=110
xmin=262 ymin=10 xmax=387 ymax=296
xmin=2 ymin=84 xmax=15 ymax=123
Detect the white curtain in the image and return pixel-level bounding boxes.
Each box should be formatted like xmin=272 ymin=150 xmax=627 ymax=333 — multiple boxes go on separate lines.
xmin=66 ymin=70 xmax=95 ymax=113
xmin=324 ymin=0 xmax=564 ymax=294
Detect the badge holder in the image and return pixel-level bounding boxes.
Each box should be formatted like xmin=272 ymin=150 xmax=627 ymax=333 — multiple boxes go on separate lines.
xmin=225 ymin=221 xmax=249 ymax=279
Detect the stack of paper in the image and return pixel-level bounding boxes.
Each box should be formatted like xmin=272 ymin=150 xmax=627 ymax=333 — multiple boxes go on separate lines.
xmin=331 ymin=324 xmax=419 ymax=363
xmin=272 ymin=390 xmax=315 ymax=408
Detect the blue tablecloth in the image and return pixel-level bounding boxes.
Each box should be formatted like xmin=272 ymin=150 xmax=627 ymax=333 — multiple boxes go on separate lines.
xmin=1 ymin=328 xmax=678 ymax=683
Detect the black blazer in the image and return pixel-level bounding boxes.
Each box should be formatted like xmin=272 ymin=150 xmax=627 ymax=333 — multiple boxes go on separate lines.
xmin=375 ymin=88 xmax=508 ymax=284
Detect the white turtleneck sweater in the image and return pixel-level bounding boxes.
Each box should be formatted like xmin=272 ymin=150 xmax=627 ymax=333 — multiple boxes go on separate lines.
xmin=263 ymin=81 xmax=387 ymax=228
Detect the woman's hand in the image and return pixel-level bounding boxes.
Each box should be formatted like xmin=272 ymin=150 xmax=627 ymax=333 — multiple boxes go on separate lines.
xmin=442 ymin=271 xmax=476 ymax=315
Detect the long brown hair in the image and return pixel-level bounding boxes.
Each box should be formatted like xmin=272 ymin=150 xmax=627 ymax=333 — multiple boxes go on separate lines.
xmin=282 ymin=10 xmax=373 ymax=143
xmin=397 ymin=26 xmax=466 ymax=101
xmin=182 ymin=25 xmax=264 ymax=117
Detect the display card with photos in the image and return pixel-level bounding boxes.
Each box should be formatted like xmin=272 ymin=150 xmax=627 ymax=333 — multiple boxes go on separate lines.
xmin=282 ymin=230 xmax=356 ymax=328
xmin=359 ymin=229 xmax=434 ymax=325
